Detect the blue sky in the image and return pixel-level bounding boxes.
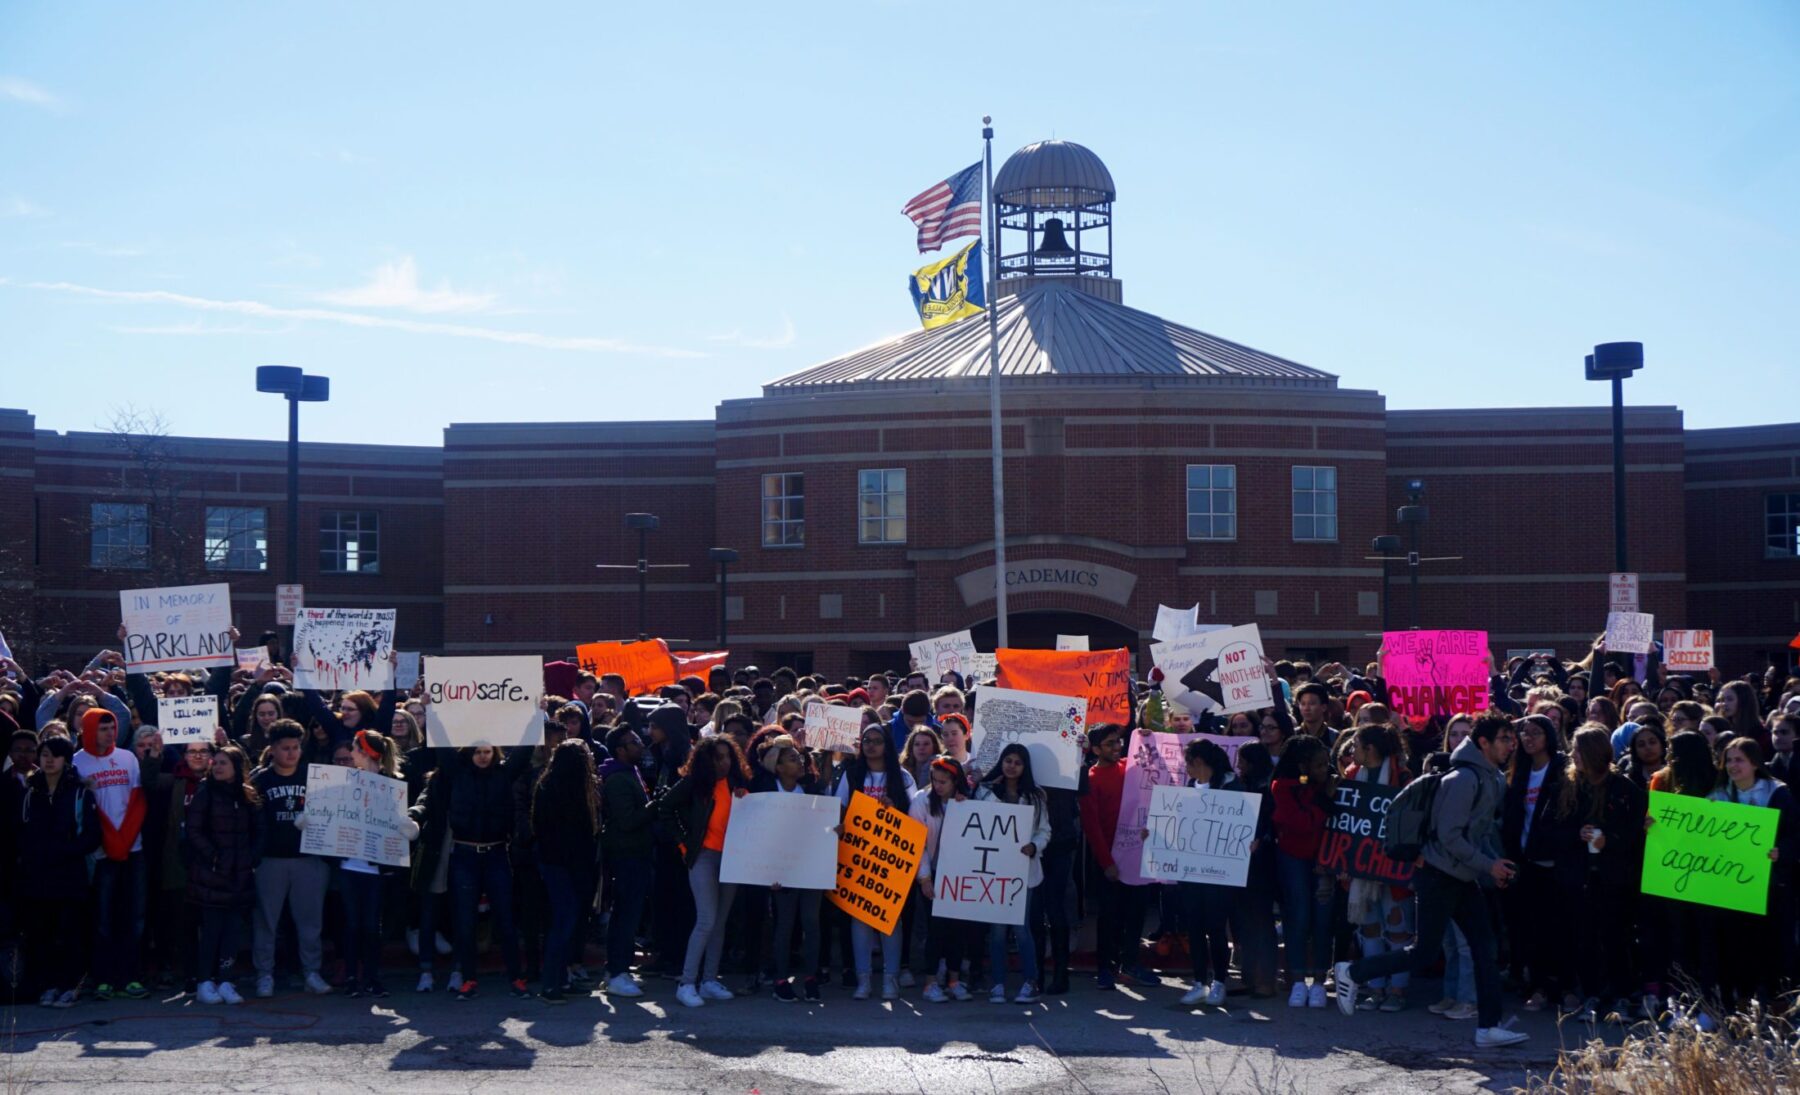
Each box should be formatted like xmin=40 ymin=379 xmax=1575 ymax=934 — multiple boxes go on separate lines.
xmin=3 ymin=2 xmax=1796 ymax=445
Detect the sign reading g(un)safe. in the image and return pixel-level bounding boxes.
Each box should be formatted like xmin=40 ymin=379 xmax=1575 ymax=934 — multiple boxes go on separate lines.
xmin=954 ymin=558 xmax=1137 ymax=607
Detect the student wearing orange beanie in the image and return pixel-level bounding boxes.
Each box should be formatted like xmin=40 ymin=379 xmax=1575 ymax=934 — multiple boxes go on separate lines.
xmin=73 ymin=707 xmax=149 ymax=1000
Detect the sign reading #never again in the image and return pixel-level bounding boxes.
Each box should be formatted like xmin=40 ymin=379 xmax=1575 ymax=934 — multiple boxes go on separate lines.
xmin=954 ymin=558 xmax=1138 ymax=607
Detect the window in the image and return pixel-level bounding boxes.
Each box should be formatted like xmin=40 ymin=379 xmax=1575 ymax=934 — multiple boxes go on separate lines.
xmin=90 ymin=502 xmax=149 ymax=568
xmin=1292 ymin=465 xmax=1338 ymax=541
xmin=761 ymin=473 xmax=804 ymax=547
xmin=319 ymin=510 xmax=380 ymax=574
xmin=205 ymin=506 xmax=267 ymax=571
xmin=1769 ymin=494 xmax=1800 ymax=558
xmin=858 ymin=468 xmax=906 ymax=544
xmin=1185 ymin=464 xmax=1236 ymax=540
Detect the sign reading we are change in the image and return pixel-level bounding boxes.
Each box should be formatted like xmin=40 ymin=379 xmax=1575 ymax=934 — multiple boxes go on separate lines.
xmin=1383 ymin=630 xmax=1490 ymax=723
xmin=422 ymin=655 xmax=544 ymax=747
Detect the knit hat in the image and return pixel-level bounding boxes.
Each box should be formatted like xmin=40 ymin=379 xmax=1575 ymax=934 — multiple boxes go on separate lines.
xmin=80 ymin=707 xmax=117 ymax=757
xmin=1345 ymin=690 xmax=1373 ymax=714
xmin=759 ymin=734 xmax=799 ymax=775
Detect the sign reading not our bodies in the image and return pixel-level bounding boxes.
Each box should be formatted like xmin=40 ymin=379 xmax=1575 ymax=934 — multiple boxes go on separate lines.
xmin=933 ymin=799 xmax=1032 ymax=925
xmin=1383 ymin=630 xmax=1490 ymax=723
xmin=120 ymin=583 xmax=234 ymax=671
xmin=292 ymin=607 xmax=396 ymax=691
xmin=422 ymin=655 xmax=544 ymax=747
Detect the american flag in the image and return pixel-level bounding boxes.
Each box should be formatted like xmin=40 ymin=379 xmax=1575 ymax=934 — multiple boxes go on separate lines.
xmin=902 ymin=162 xmax=983 ymax=253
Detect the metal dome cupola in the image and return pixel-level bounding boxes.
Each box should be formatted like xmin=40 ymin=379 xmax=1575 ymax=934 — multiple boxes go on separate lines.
xmin=993 ymin=139 xmax=1118 ymax=302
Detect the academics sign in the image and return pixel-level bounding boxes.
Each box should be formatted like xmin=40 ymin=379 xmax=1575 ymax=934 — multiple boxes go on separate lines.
xmin=954 ymin=558 xmax=1137 ymax=607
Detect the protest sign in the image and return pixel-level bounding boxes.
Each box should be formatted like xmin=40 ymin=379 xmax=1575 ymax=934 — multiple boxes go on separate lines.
xmin=1605 ymin=611 xmax=1655 ymax=655
xmin=156 ymin=694 xmax=218 ymax=745
xmin=1382 ymin=630 xmax=1490 ymax=723
xmin=276 ymin=584 xmax=303 ymax=626
xmin=421 ymin=655 xmax=544 ymax=747
xmin=1055 ymin=634 xmax=1089 ymax=651
xmin=1152 ymin=624 xmax=1270 ymax=716
xmin=910 ymin=630 xmax=978 ymax=679
xmin=830 ymin=791 xmax=926 ymax=933
xmin=300 ymin=764 xmax=411 ymax=868
xmin=672 ymin=650 xmax=729 ymax=678
xmin=236 ymin=646 xmax=270 ymax=673
xmin=802 ymin=700 xmax=863 ymax=755
xmin=1316 ymin=781 xmax=1415 ymax=885
xmin=1609 ymin=572 xmax=1639 ymax=613
xmin=1641 ymin=790 xmax=1774 ymax=915
xmin=721 ymin=792 xmax=840 ymax=889
xmin=119 ymin=583 xmax=234 ymax=671
xmin=1113 ymin=729 xmax=1199 ymax=885
xmin=291 ymin=607 xmax=396 ymax=690
xmin=0 ymin=625 xmax=11 ymax=660
xmin=970 ymin=652 xmax=997 ymax=682
xmin=968 ymin=684 xmax=1087 ymax=791
xmin=394 ymin=652 xmax=421 ymax=691
xmin=995 ymin=646 xmax=1131 ymax=728
xmin=932 ymin=799 xmax=1032 ymax=925
xmin=1153 ymin=603 xmax=1200 ymax=642
xmin=575 ymin=639 xmax=676 ymax=695
xmin=1663 ymin=630 xmax=1714 ymax=671
xmin=1140 ymin=784 xmax=1257 ymax=887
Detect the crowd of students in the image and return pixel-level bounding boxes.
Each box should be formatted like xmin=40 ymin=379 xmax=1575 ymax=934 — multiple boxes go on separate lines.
xmin=2 ymin=628 xmax=1797 ymax=1049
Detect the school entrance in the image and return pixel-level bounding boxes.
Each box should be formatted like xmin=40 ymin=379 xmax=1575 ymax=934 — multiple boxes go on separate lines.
xmin=969 ymin=610 xmax=1140 ymax=657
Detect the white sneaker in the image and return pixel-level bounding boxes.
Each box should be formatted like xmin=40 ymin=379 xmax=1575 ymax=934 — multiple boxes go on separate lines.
xmin=922 ymin=982 xmax=948 ymax=1003
xmin=1287 ymin=981 xmax=1309 ymax=1007
xmin=406 ymin=928 xmax=421 ymax=956
xmin=1475 ymin=1025 xmax=1529 ymax=1048
xmin=434 ymin=931 xmax=452 ymax=956
xmin=52 ymin=989 xmax=77 ymax=1008
xmin=1308 ymin=982 xmax=1327 ymax=1009
xmin=38 ymin=988 xmax=57 ymax=1007
xmin=1443 ymin=1001 xmax=1479 ymax=1021
xmin=676 ymin=983 xmax=705 ymax=1008
xmin=1332 ymin=962 xmax=1357 ymax=1016
xmin=447 ymin=970 xmax=465 ymax=994
xmin=606 ymin=973 xmax=644 ymax=998
xmin=699 ymin=979 xmax=734 ymax=1001
xmin=897 ymin=969 xmax=916 ymax=988
xmin=255 ymin=973 xmax=275 ymax=998
xmin=218 ymin=981 xmax=244 ymax=1005
xmin=1180 ymin=983 xmax=1209 ymax=1006
xmin=882 ymin=975 xmax=900 ymax=1001
xmin=415 ymin=972 xmax=435 ymax=993
xmin=1014 ymin=981 xmax=1039 ymax=1004
xmin=989 ymin=983 xmax=1007 ymax=1004
xmin=304 ymin=971 xmax=333 ymax=995
xmin=1427 ymin=996 xmax=1458 ymax=1015
xmin=853 ymin=974 xmax=871 ymax=1000
xmin=197 ymin=981 xmax=222 ymax=1005
xmin=948 ymin=980 xmax=972 ymax=1001
xmin=1205 ymin=980 xmax=1227 ymax=1006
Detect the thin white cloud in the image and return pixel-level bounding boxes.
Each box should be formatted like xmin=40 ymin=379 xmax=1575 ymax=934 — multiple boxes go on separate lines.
xmin=708 ymin=314 xmax=797 ymax=350
xmin=315 ymin=256 xmax=496 ymax=314
xmin=61 ymin=241 xmax=146 ymax=258
xmin=11 ymin=278 xmax=702 ymax=358
xmin=0 ymin=76 xmax=59 ymax=109
xmin=110 ymin=319 xmax=297 ymax=336
xmin=3 ymin=196 xmax=48 ymax=218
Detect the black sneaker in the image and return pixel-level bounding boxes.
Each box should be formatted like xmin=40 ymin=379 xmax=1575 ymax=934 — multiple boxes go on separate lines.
xmin=364 ymin=982 xmax=390 ymax=999
xmin=774 ymin=978 xmax=798 ymax=1002
xmin=539 ymin=988 xmax=568 ymax=1005
xmin=803 ymin=977 xmax=821 ymax=1002
xmin=345 ymin=984 xmax=364 ymax=999
xmin=455 ymin=981 xmax=478 ymax=1001
xmin=510 ymin=979 xmax=533 ymax=999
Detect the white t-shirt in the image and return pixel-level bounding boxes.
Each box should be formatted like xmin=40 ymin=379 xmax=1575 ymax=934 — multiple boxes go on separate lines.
xmin=834 ymin=766 xmax=916 ymax=807
xmin=74 ymin=747 xmax=142 ymax=853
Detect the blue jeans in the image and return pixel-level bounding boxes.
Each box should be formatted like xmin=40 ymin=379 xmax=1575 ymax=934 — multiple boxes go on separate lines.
xmin=1348 ymin=865 xmax=1504 ymax=1028
xmin=338 ymin=868 xmax=385 ymax=987
xmin=988 ymin=918 xmax=1039 ymax=989
xmin=539 ymin=862 xmax=579 ymax=991
xmin=1276 ymin=850 xmax=1334 ymax=980
xmin=91 ymin=852 xmax=145 ymax=987
xmin=1441 ymin=921 xmax=1475 ymax=1004
xmin=851 ymin=918 xmax=900 ymax=978
xmin=451 ymin=845 xmax=520 ymax=983
xmin=606 ymin=855 xmax=653 ymax=977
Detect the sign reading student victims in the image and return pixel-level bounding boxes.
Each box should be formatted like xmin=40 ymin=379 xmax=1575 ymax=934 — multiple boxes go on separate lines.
xmin=119 ymin=583 xmax=235 ymax=671
xmin=968 ymin=684 xmax=1087 ymax=791
xmin=1140 ymin=784 xmax=1257 ymax=887
xmin=830 ymin=791 xmax=926 ymax=934
xmin=1605 ymin=611 xmax=1655 ymax=655
xmin=932 ymin=800 xmax=1032 ymax=925
xmin=1663 ymin=630 xmax=1714 ymax=671
xmin=994 ymin=646 xmax=1131 ymax=729
xmin=1152 ymin=624 xmax=1271 ymax=716
xmin=156 ymin=694 xmax=218 ymax=745
xmin=1641 ymin=791 xmax=1775 ymax=915
xmin=720 ymin=792 xmax=840 ymax=890
xmin=421 ymin=655 xmax=544 ymax=747
xmin=1382 ymin=630 xmax=1490 ymax=723
xmin=1317 ymin=781 xmax=1415 ymax=885
xmin=300 ymin=764 xmax=410 ymax=868
xmin=291 ymin=607 xmax=396 ymax=691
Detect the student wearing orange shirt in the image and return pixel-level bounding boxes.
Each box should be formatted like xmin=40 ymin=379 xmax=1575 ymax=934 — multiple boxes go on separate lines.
xmin=658 ymin=735 xmax=752 ymax=1008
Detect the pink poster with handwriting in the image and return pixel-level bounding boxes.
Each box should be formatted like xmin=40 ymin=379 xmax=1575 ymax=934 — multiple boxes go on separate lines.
xmin=1111 ymin=730 xmax=1254 ymax=886
xmin=1383 ymin=630 xmax=1490 ymax=723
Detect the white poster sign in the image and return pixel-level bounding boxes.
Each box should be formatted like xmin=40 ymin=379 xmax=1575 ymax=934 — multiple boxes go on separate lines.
xmin=1663 ymin=629 xmax=1713 ymax=670
xmin=1140 ymin=784 xmax=1258 ymax=887
xmin=1153 ymin=603 xmax=1201 ymax=643
xmin=299 ymin=764 xmax=411 ymax=868
xmin=276 ymin=584 xmax=304 ymax=626
xmin=910 ymin=630 xmax=978 ymax=680
xmin=1605 ymin=611 xmax=1655 ymax=655
xmin=802 ymin=700 xmax=863 ymax=755
xmin=119 ymin=583 xmax=235 ymax=671
xmin=1609 ymin=572 xmax=1639 ymax=613
xmin=394 ymin=652 xmax=422 ymax=691
xmin=421 ymin=655 xmax=543 ymax=747
xmin=0 ymin=625 xmax=13 ymax=660
xmin=932 ymin=799 xmax=1032 ymax=925
xmin=1153 ymin=623 xmax=1271 ymax=716
xmin=970 ymin=652 xmax=997 ymax=682
xmin=235 ymin=646 xmax=270 ymax=673
xmin=968 ymin=685 xmax=1087 ymax=791
xmin=156 ymin=694 xmax=218 ymax=745
xmin=719 ymin=792 xmax=840 ymax=889
xmin=1054 ymin=635 xmax=1089 ymax=651
xmin=291 ymin=608 xmax=396 ymax=691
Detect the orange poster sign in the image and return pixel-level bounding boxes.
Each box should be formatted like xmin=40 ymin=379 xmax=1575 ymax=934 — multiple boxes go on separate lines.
xmin=672 ymin=650 xmax=730 ymax=678
xmin=574 ymin=639 xmax=676 ymax=696
xmin=829 ymin=791 xmax=926 ymax=934
xmin=995 ymin=647 xmax=1132 ymax=727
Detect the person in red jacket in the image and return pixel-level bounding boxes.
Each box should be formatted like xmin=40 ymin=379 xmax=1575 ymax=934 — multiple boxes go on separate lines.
xmin=72 ymin=706 xmax=149 ymax=1000
xmin=1079 ymin=722 xmax=1154 ymax=990
xmin=1270 ymin=735 xmax=1335 ymax=1008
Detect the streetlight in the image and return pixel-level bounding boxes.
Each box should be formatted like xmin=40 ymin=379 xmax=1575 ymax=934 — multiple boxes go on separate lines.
xmin=1397 ymin=481 xmax=1428 ymax=630
xmin=254 ymin=366 xmax=330 ymax=586
xmin=1585 ymin=342 xmax=1643 ymax=573
xmin=1370 ymin=535 xmax=1402 ymax=631
xmin=708 ymin=548 xmax=739 ymax=650
xmin=623 ymin=513 xmax=659 ymax=641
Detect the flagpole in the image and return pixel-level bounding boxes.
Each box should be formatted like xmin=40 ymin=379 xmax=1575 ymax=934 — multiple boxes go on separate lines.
xmin=982 ymin=116 xmax=1009 ymax=653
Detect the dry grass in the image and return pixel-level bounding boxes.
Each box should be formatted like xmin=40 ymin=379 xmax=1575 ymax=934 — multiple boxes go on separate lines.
xmin=1519 ymin=997 xmax=1800 ymax=1095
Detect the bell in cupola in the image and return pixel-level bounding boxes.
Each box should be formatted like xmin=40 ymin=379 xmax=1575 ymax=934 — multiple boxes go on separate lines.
xmin=1033 ymin=217 xmax=1075 ymax=259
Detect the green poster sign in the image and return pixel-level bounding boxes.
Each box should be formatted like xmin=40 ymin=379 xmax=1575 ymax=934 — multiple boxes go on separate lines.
xmin=1640 ymin=790 xmax=1776 ymax=915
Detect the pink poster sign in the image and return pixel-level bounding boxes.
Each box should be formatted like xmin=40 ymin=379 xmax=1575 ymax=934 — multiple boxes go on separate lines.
xmin=1111 ymin=730 xmax=1254 ymax=886
xmin=1383 ymin=630 xmax=1490 ymax=723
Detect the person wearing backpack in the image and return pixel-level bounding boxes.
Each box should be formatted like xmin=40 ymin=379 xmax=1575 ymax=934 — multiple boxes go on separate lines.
xmin=1334 ymin=711 xmax=1528 ymax=1049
